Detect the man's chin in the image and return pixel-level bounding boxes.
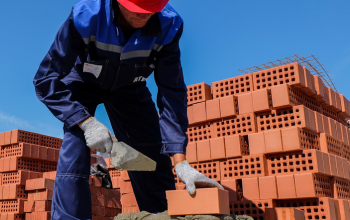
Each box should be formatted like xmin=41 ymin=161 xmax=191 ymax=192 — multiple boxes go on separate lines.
xmin=131 ymin=21 xmax=148 ymax=28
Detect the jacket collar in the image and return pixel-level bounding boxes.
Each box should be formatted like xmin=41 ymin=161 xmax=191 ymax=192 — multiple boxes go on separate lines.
xmin=112 ymin=0 xmax=162 ymax=37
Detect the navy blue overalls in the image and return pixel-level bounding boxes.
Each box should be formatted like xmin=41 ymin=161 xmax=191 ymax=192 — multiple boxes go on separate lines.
xmin=33 ymin=0 xmax=188 ymax=219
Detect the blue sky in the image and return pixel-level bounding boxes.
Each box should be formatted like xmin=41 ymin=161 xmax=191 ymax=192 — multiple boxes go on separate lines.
xmin=0 ymin=0 xmax=349 ymax=138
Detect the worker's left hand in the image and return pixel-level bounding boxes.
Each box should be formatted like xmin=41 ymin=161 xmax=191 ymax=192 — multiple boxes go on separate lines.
xmin=174 ymin=160 xmax=224 ymax=195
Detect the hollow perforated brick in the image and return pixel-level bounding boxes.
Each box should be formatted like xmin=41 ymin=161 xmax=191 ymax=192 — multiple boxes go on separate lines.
xmin=2 ymin=185 xmax=28 ymax=200
xmin=340 ymin=125 xmax=349 ymax=145
xmin=212 ymin=113 xmax=256 ymax=137
xmin=192 ymin=102 xmax=207 ymax=124
xmin=275 ymin=197 xmax=339 ymax=220
xmin=212 ymin=73 xmax=253 ymax=99
xmin=25 ymin=211 xmax=51 ymax=220
xmin=328 ymin=88 xmax=342 ymax=112
xmin=335 ymin=121 xmax=343 ymax=141
xmin=206 ymin=99 xmax=221 ymax=120
xmin=0 ymin=157 xmax=57 ymax=173
xmin=224 ymin=135 xmax=249 ymax=158
xmin=220 ymin=154 xmax=267 ymax=180
xmin=301 ymin=66 xmax=317 ymax=95
xmin=0 ymin=171 xmax=42 ymax=185
xmin=10 ymin=130 xmax=62 ymax=149
xmin=256 ymin=105 xmax=316 ymax=132
xmin=219 ymin=95 xmax=238 ymax=118
xmin=314 ymin=75 xmax=331 ymax=105
xmin=192 ymin=161 xmax=221 ymax=182
xmin=294 ymin=173 xmax=333 ymax=198
xmin=187 ymin=122 xmax=213 ymax=143
xmin=187 ymin=105 xmax=194 ymax=125
xmin=229 ymin=199 xmax=275 ymax=219
xmin=0 ymin=143 xmax=50 ymax=160
xmin=0 ymin=199 xmax=25 ymax=214
xmin=281 ymin=127 xmax=320 ymax=152
xmin=248 ymin=132 xmax=266 ymax=155
xmin=314 ymin=111 xmax=325 ymax=133
xmin=319 ymin=133 xmax=342 ymax=157
xmin=322 ymin=105 xmax=338 ymax=122
xmin=187 ymin=82 xmax=212 ymax=106
xmin=274 ymin=208 xmax=306 ymax=220
xmin=2 ymin=214 xmax=25 ymax=220
xmin=331 ymin=177 xmax=350 ymax=200
xmin=266 ymin=149 xmax=326 ymax=176
xmin=237 ymin=93 xmax=254 ymax=114
xmin=253 ymin=62 xmax=306 ymax=91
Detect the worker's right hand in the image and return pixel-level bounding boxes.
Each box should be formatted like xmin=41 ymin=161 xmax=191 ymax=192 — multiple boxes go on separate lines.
xmin=175 ymin=160 xmax=224 ymax=195
xmin=78 ymin=117 xmax=116 ymax=153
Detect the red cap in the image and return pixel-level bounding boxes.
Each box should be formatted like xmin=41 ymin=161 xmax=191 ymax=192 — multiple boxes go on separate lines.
xmin=117 ymin=0 xmax=169 ymax=13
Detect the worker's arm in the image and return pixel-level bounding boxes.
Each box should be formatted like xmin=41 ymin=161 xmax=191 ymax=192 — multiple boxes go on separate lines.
xmin=33 ymin=10 xmax=92 ymax=129
xmin=154 ymin=23 xmax=189 ymax=155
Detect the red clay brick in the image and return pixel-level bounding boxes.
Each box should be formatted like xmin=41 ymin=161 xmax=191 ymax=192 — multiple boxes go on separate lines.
xmin=121 ymin=193 xmax=137 ymax=207
xmin=302 ymin=66 xmax=316 ymax=95
xmin=120 ymin=180 xmax=133 ymax=195
xmin=251 ymin=88 xmax=272 ymax=113
xmin=0 ymin=199 xmax=25 ymax=214
xmin=342 ymin=159 xmax=350 ymax=180
xmin=224 ymin=135 xmax=249 ymax=158
xmin=339 ymin=94 xmax=350 ymax=118
xmin=187 ymin=105 xmax=194 ymax=125
xmin=4 ymin=131 xmax=12 ymax=145
xmin=220 ymin=180 xmax=238 ymax=202
xmin=264 ymin=129 xmax=283 ymax=153
xmin=322 ymin=115 xmax=331 ymax=135
xmin=121 ymin=170 xmax=130 ymax=181
xmin=27 ymin=189 xmax=53 ymax=201
xmin=34 ymin=200 xmax=51 ymax=212
xmin=329 ymin=154 xmax=338 ymax=177
xmin=340 ymin=125 xmax=349 ymax=145
xmin=187 ymin=82 xmax=212 ymax=106
xmin=271 ymin=84 xmax=291 ymax=109
xmin=23 ymin=201 xmax=35 ymax=213
xmin=210 ymin=137 xmax=226 ymax=160
xmin=276 ymin=175 xmax=296 ymax=199
xmin=338 ymin=199 xmax=350 ymax=220
xmin=122 ymin=206 xmax=140 ymax=214
xmin=0 ymin=133 xmax=5 ymax=146
xmin=196 ymin=140 xmax=211 ymax=162
xmin=259 ymin=176 xmax=278 ymax=200
xmin=192 ymin=161 xmax=221 ymax=182
xmin=275 ymin=207 xmax=305 ymax=220
xmin=221 ymin=154 xmax=267 ymax=180
xmin=166 ymin=188 xmax=230 ymax=215
xmin=322 ymin=152 xmax=331 ymax=176
xmin=248 ymin=132 xmax=266 ymax=155
xmin=192 ymin=102 xmax=207 ymax=124
xmin=242 ymin=177 xmax=259 ymax=200
xmin=237 ymin=93 xmax=254 ymax=114
xmin=315 ymin=111 xmax=325 ymax=133
xmin=25 ymin=179 xmax=35 ymax=191
xmin=314 ymin=75 xmax=330 ymax=105
xmin=336 ymin=156 xmax=345 ymax=178
xmin=266 ymin=150 xmax=326 ymax=176
xmin=219 ymin=95 xmax=238 ymax=118
xmin=212 ymin=74 xmax=253 ymax=99
xmin=212 ymin=113 xmax=257 ymax=137
xmin=253 ymin=63 xmax=306 ymax=90
xmin=186 ymin=142 xmax=197 ymax=163
xmin=328 ymin=118 xmax=337 ymax=139
xmin=92 ymin=206 xmax=105 ymax=216
xmin=294 ymin=173 xmax=332 ymax=198
xmin=281 ymin=127 xmax=320 ymax=152
xmin=332 ymin=177 xmax=350 ymax=200
xmin=206 ymin=99 xmax=221 ymax=120
xmin=335 ymin=122 xmax=343 ymax=141
xmin=187 ymin=122 xmax=213 ymax=143
xmin=230 ymin=199 xmax=275 ymax=220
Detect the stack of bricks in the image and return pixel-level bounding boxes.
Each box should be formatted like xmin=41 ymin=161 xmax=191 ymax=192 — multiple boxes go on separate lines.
xmin=169 ymin=62 xmax=350 ymax=219
xmin=0 ymin=130 xmax=61 ymax=220
xmin=105 ymin=158 xmax=139 ymax=214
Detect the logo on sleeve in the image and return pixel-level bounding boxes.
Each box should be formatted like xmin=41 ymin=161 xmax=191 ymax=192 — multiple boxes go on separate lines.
xmin=133 ymin=76 xmax=147 ymax=83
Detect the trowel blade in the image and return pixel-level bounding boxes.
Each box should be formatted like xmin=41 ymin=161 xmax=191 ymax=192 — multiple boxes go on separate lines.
xmin=110 ymin=142 xmax=157 ymax=171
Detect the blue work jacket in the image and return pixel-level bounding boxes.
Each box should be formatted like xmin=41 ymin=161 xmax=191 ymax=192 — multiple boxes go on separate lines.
xmin=33 ymin=0 xmax=189 ymax=154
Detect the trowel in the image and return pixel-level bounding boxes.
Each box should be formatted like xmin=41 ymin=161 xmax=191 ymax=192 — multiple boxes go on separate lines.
xmin=110 ymin=138 xmax=157 ymax=171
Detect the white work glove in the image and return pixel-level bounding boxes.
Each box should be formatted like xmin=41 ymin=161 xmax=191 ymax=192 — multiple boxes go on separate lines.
xmin=78 ymin=117 xmax=116 ymax=154
xmin=174 ymin=160 xmax=224 ymax=195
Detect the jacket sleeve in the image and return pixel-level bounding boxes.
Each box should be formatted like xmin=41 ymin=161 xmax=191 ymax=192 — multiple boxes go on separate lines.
xmin=154 ymin=23 xmax=189 ymax=155
xmin=33 ymin=10 xmax=92 ymax=129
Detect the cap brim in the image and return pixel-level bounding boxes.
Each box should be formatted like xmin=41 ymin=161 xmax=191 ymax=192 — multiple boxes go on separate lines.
xmin=117 ymin=0 xmax=169 ymax=13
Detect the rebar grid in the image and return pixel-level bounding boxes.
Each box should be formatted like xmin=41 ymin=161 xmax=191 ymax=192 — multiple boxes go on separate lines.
xmin=239 ymin=54 xmax=337 ymax=91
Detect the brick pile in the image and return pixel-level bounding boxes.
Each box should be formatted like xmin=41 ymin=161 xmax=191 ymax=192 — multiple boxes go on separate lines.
xmin=0 ymin=130 xmax=121 ymax=220
xmin=168 ymin=62 xmax=350 ymax=219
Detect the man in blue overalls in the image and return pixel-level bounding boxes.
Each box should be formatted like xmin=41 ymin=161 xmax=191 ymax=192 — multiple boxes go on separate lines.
xmin=34 ymin=0 xmax=223 ymax=219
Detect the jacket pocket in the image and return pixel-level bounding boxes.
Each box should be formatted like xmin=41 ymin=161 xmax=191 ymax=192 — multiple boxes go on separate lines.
xmin=81 ymin=59 xmax=109 ymax=88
